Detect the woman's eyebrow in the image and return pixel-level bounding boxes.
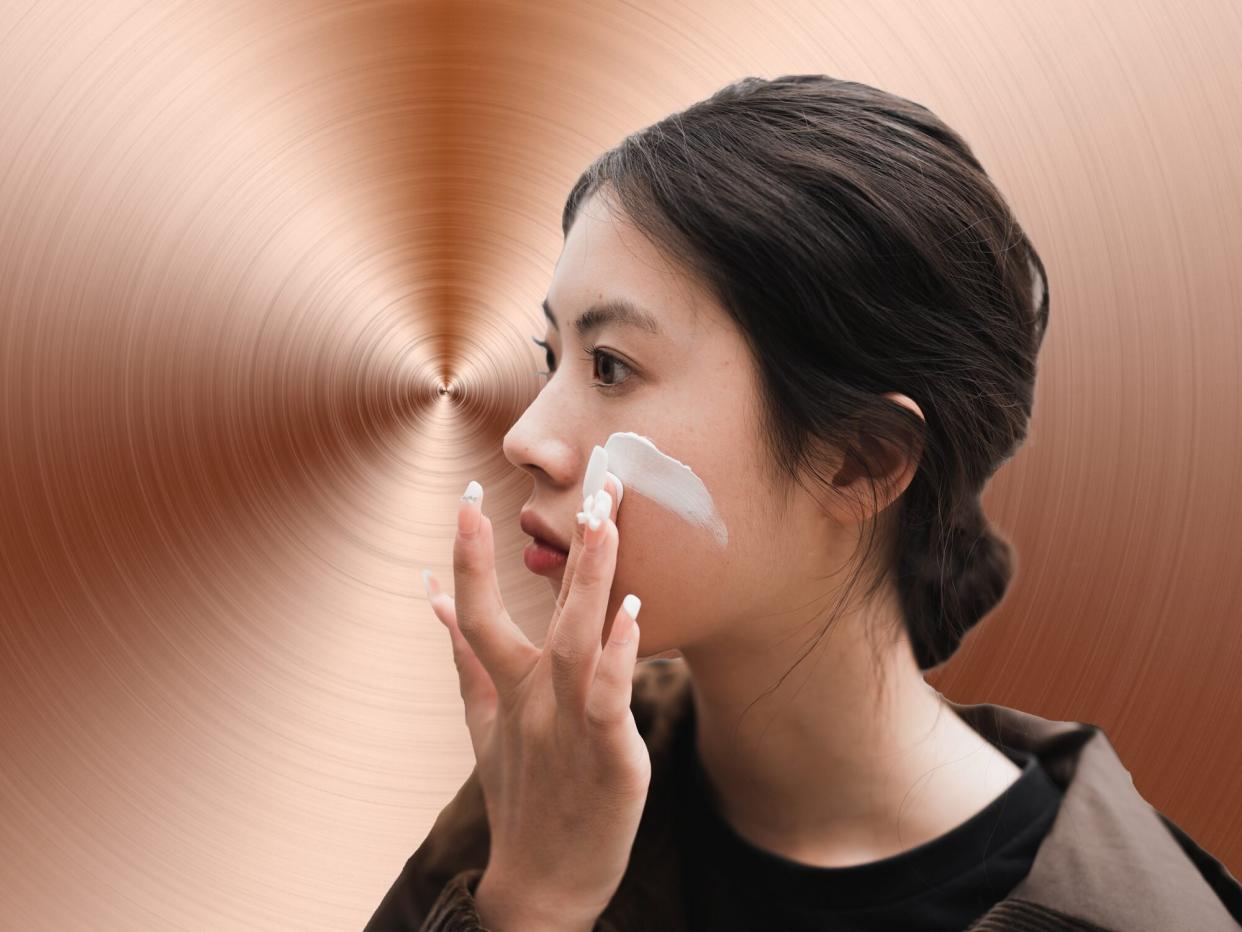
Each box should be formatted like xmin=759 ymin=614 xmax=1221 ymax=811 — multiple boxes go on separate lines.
xmin=542 ymin=297 xmax=664 ymax=338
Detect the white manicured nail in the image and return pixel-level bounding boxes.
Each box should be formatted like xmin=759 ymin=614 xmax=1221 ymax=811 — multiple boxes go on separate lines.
xmin=621 ymin=593 xmax=642 ymax=620
xmin=583 ymin=445 xmax=608 ymax=501
xmin=607 ymin=471 xmax=624 ymax=506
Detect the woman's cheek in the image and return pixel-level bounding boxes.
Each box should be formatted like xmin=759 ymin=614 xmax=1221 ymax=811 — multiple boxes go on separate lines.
xmin=613 ymin=489 xmax=734 ymax=648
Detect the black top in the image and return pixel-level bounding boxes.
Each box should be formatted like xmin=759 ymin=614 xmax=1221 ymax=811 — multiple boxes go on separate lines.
xmin=679 ymin=718 xmax=1064 ymax=931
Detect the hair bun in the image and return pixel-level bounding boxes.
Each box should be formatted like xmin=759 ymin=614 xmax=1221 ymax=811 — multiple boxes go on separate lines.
xmin=899 ymin=499 xmax=1015 ymax=670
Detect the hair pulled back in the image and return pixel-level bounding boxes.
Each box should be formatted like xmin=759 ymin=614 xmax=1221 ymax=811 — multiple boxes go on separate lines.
xmin=562 ymin=74 xmax=1050 ymax=675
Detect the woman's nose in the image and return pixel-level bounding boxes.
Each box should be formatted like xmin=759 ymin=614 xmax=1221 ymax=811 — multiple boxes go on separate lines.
xmin=502 ymin=397 xmax=579 ymax=488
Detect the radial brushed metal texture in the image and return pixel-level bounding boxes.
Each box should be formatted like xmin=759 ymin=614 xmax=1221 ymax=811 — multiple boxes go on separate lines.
xmin=1 ymin=0 xmax=1240 ymax=928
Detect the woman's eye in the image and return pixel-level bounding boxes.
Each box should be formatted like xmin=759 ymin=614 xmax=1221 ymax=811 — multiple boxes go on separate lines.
xmin=584 ymin=345 xmax=634 ymax=391
xmin=530 ymin=335 xmax=634 ymax=394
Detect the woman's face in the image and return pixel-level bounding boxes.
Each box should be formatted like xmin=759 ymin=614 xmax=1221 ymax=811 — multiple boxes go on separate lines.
xmin=502 ymin=190 xmax=839 ymax=659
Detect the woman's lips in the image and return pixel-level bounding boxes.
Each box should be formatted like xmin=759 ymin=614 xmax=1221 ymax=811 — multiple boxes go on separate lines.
xmin=523 ymin=538 xmax=568 ymax=575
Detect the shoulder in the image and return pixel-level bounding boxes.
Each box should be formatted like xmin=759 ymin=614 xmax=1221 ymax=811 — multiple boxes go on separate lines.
xmin=977 ymin=704 xmax=1242 ymax=931
xmin=1153 ymin=808 xmax=1242 ymax=926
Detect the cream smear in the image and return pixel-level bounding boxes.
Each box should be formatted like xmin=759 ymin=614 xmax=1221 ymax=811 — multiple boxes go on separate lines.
xmin=582 ymin=431 xmax=728 ymax=548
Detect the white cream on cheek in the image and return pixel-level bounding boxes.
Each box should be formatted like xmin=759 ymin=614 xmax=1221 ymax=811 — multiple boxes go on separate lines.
xmin=601 ymin=430 xmax=728 ymax=548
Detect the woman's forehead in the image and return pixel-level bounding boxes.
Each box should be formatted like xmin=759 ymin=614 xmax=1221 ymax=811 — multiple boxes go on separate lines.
xmin=550 ymin=198 xmax=721 ymax=341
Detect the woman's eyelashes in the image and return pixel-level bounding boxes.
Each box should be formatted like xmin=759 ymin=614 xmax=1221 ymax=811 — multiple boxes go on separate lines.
xmin=530 ymin=335 xmax=635 ymax=394
xmin=580 ymin=343 xmax=636 ymax=393
xmin=531 ymin=335 xmax=555 ymax=376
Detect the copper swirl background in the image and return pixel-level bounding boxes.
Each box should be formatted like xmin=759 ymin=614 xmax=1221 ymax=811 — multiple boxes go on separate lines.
xmin=1 ymin=0 xmax=1240 ymax=927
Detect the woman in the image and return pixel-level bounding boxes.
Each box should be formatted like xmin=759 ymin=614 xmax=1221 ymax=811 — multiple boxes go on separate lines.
xmin=366 ymin=75 xmax=1242 ymax=931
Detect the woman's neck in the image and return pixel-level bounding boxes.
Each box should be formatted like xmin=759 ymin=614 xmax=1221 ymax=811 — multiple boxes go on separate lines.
xmin=679 ymin=597 xmax=1022 ymax=867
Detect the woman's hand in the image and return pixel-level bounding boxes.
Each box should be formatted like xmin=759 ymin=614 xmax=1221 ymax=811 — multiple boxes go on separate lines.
xmin=423 ymin=471 xmax=647 ymax=928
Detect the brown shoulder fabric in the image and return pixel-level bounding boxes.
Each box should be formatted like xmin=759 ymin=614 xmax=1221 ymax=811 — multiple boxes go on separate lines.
xmin=420 ymin=868 xmax=491 ymax=932
xmin=965 ymin=898 xmax=1117 ymax=931
xmin=362 ymin=765 xmax=491 ymax=931
xmin=948 ymin=699 xmax=1242 ymax=932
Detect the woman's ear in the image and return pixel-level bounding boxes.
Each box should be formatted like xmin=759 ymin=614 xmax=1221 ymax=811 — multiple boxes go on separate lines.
xmin=881 ymin=391 xmax=924 ymax=424
xmin=829 ymin=392 xmax=926 ymax=524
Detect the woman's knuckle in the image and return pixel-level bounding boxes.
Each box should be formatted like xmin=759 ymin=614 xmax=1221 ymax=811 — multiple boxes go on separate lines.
xmin=454 ymin=613 xmax=479 ymax=639
xmin=549 ymin=636 xmax=586 ymax=670
xmin=571 ymin=568 xmax=605 ymax=597
xmin=453 ymin=536 xmax=481 ymax=565
xmin=584 ymin=700 xmax=618 ymax=731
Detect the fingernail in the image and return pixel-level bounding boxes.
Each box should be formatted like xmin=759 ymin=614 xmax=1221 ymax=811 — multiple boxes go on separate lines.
xmin=422 ymin=568 xmax=434 ymax=599
xmin=607 ymin=471 xmax=624 ymax=507
xmin=612 ymin=595 xmax=641 ymax=646
xmin=583 ymin=445 xmax=608 ymax=501
xmin=459 ymin=480 xmax=483 ymax=536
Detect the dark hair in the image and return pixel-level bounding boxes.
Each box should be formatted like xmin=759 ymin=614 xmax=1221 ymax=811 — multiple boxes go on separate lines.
xmin=561 ymin=75 xmax=1050 ymax=695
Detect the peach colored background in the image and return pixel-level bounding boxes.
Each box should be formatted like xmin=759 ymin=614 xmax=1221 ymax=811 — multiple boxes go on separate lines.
xmin=1 ymin=0 xmax=1239 ymax=927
